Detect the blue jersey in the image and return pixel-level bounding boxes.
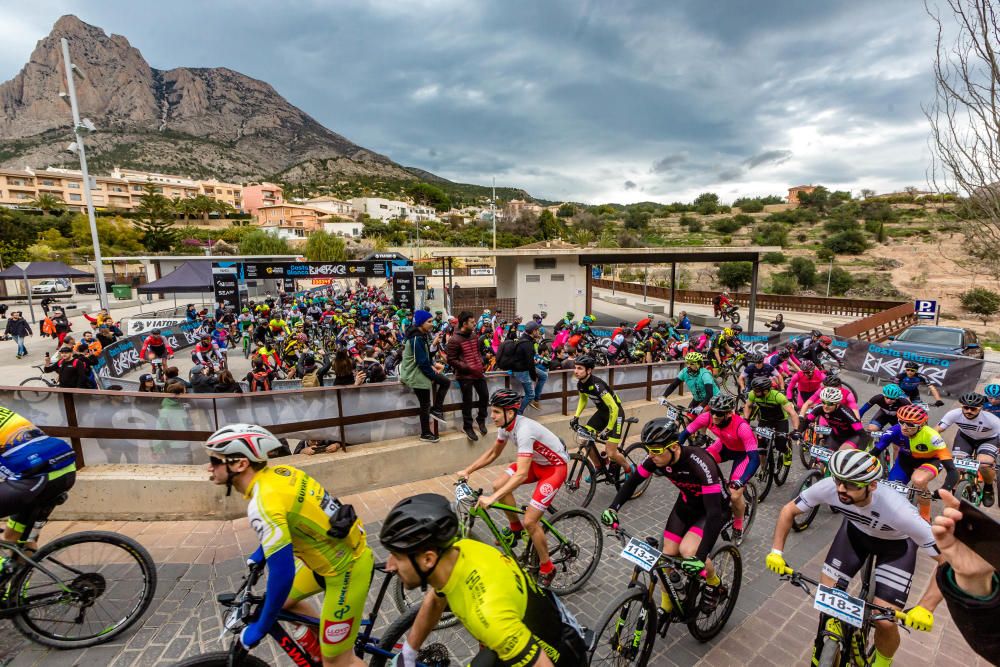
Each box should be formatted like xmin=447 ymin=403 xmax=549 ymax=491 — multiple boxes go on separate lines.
xmin=985 ymin=402 xmax=1000 ymax=417
xmin=0 ymin=408 xmax=75 ymax=481
xmin=894 ymin=372 xmax=932 ymax=401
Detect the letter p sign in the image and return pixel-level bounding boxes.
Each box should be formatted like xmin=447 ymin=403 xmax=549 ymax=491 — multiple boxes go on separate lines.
xmin=914 ymin=300 xmax=937 ymax=320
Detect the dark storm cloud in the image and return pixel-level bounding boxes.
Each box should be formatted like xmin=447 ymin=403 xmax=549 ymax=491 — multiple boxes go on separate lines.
xmin=0 ymin=0 xmax=941 ymax=202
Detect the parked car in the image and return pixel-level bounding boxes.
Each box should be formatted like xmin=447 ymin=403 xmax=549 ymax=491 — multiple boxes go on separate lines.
xmin=31 ymin=279 xmax=72 ymax=295
xmin=885 ymin=325 xmax=984 ymax=359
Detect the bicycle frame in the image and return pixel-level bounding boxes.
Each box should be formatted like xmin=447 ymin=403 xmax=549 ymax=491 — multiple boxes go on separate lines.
xmin=0 ymin=539 xmax=81 ymax=617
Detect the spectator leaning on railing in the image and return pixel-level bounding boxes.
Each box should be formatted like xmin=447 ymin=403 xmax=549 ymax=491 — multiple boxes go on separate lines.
xmin=400 ymin=309 xmax=451 ymax=444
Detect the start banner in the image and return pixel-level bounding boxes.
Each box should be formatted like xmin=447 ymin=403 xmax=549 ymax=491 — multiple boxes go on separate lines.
xmin=122 ymin=317 xmax=187 ymax=337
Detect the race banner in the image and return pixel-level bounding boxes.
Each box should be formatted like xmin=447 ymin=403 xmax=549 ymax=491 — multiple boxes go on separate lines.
xmin=122 ymin=317 xmax=187 ymax=336
xmin=841 ymin=341 xmax=983 ymax=395
xmin=242 ymin=261 xmax=386 ymax=280
xmin=93 ymin=320 xmax=202 ymax=380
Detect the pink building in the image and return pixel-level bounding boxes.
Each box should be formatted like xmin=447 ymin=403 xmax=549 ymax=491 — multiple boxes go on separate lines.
xmin=242 ymin=183 xmax=284 ymax=216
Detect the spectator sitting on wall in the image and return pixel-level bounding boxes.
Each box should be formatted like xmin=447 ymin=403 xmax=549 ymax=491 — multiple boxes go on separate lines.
xmin=293 ymin=439 xmax=345 ymax=455
xmin=189 ymin=364 xmax=217 ymax=394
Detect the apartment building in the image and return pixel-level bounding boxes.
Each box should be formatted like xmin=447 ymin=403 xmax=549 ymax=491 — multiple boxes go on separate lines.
xmin=242 ymin=183 xmax=284 ymax=216
xmin=306 ymin=195 xmax=354 ymax=218
xmin=256 ymin=203 xmax=327 ymax=238
xmin=350 ymin=197 xmax=439 ymax=222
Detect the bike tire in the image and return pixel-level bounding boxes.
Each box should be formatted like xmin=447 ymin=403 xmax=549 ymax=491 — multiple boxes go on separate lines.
xmin=563 ymin=453 xmax=598 ymax=508
xmin=623 ymin=443 xmax=653 ymax=500
xmin=756 ymin=448 xmax=775 ymax=502
xmin=954 ymin=479 xmax=980 ymax=505
xmin=390 ymin=576 xmax=460 ymax=629
xmin=817 ymin=636 xmax=841 ymax=667
xmin=798 ymin=432 xmax=813 ymax=469
xmin=528 ymin=508 xmax=603 ymax=595
xmin=774 ymin=446 xmax=791 ymax=487
xmin=588 ymin=586 xmax=657 ymax=666
xmin=370 ymin=605 xmax=421 ymax=667
xmin=730 ymin=311 xmax=740 ymax=325
xmin=11 ymin=530 xmax=157 ymax=648
xmin=688 ymin=543 xmax=742 ymax=642
xmin=174 ymin=651 xmax=270 ymax=667
xmin=16 ymin=377 xmax=54 ymax=404
xmin=792 ymin=471 xmax=825 ymax=533
xmin=739 ymin=482 xmax=757 ymax=544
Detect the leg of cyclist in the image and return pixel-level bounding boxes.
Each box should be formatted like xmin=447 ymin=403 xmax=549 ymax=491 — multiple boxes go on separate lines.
xmin=521 ymin=464 xmax=565 ymax=585
xmin=977 ymin=442 xmax=997 ymax=506
xmin=1 ymin=471 xmax=75 ymax=549
xmin=910 ymin=464 xmax=939 ymax=522
xmin=493 ymin=466 xmax=534 ymax=544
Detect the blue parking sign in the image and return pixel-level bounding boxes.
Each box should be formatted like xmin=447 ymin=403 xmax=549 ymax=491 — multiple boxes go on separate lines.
xmin=914 ymin=300 xmax=937 ymax=319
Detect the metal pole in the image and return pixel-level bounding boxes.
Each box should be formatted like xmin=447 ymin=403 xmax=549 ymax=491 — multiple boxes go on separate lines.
xmin=491 ymin=177 xmax=497 ymax=251
xmin=60 ymin=38 xmax=109 ymax=312
xmin=748 ymin=259 xmax=760 ymax=334
xmin=643 ymin=265 xmax=648 ymax=303
xmin=22 ymin=271 xmax=36 ymax=324
xmin=825 ymin=256 xmax=834 ymax=297
xmin=669 ymin=262 xmax=676 ymax=318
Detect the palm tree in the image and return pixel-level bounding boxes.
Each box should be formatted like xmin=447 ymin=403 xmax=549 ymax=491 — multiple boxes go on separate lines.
xmin=27 ymin=193 xmax=66 ymax=216
xmin=189 ymin=194 xmax=218 ymax=222
xmin=173 ymin=197 xmax=195 ymax=221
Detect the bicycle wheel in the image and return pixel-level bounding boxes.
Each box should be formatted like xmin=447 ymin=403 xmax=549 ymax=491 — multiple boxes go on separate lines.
xmin=798 ymin=434 xmax=813 ymax=469
xmin=792 ymin=471 xmax=824 ymax=532
xmin=756 ymin=448 xmax=775 ymax=502
xmin=774 ymin=443 xmax=791 ymax=487
xmin=370 ymin=605 xmax=419 ymax=667
xmin=817 ymin=636 xmax=842 ymax=667
xmin=16 ymin=378 xmax=53 ymax=404
xmin=562 ymin=453 xmax=597 ymax=508
xmin=730 ymin=311 xmax=741 ymax=324
xmin=688 ymin=544 xmax=742 ymax=641
xmin=528 ymin=508 xmax=603 ymax=595
xmin=622 ymin=442 xmax=653 ymax=499
xmin=390 ymin=576 xmax=459 ymax=629
xmin=174 ymin=651 xmax=269 ymax=667
xmin=954 ymin=479 xmax=980 ymax=505
xmin=739 ymin=482 xmax=757 ymax=543
xmin=10 ymin=530 xmax=157 ymax=648
xmin=588 ymin=587 xmax=657 ymax=666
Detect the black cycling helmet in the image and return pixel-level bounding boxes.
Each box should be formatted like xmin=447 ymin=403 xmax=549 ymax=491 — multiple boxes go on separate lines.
xmin=575 ymin=354 xmax=596 ymax=369
xmin=959 ymin=392 xmax=986 ymax=408
xmin=904 ymin=361 xmax=919 ymax=371
xmin=709 ymin=393 xmax=738 ymax=414
xmin=811 ymin=329 xmax=822 ymax=337
xmin=750 ymin=375 xmax=772 ymax=391
xmin=823 ymin=375 xmax=843 ymax=387
xmin=732 ymin=325 xmax=743 ymax=333
xmin=489 ymin=389 xmax=522 ymax=408
xmin=151 ymin=329 xmax=161 ymax=336
xmin=746 ymin=352 xmax=764 ymax=364
xmin=379 ymin=494 xmax=458 ymax=554
xmin=777 ymin=349 xmax=790 ymax=360
xmin=641 ymin=418 xmax=678 ymax=446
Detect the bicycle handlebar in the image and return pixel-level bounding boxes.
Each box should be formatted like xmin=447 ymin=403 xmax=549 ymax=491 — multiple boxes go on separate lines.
xmin=777 ymin=564 xmax=914 ymax=628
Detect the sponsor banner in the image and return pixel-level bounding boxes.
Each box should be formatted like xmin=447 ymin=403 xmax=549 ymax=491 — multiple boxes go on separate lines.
xmin=392 ymin=266 xmax=415 ymax=311
xmin=122 ymin=317 xmax=186 ymax=336
xmin=469 ymin=267 xmax=495 ymax=276
xmin=430 ymin=268 xmax=454 ymax=276
xmin=212 ymin=263 xmax=241 ymax=311
xmin=841 ymin=341 xmax=983 ymax=395
xmin=415 ymin=275 xmax=426 ymax=290
xmin=93 ymin=320 xmax=202 ymax=380
xmin=311 ymin=279 xmax=333 ymax=286
xmin=243 ymin=261 xmax=387 ymax=280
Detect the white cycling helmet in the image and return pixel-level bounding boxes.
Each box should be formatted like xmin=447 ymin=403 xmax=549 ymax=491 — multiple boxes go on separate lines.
xmin=206 ymin=424 xmax=283 ymax=462
xmin=828 ymin=449 xmax=882 ymax=485
xmin=819 ymin=387 xmax=843 ymax=404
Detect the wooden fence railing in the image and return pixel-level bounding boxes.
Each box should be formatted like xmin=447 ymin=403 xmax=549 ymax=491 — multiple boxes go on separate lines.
xmin=833 ymin=302 xmax=919 ymax=342
xmin=592 ymin=279 xmax=903 ymax=317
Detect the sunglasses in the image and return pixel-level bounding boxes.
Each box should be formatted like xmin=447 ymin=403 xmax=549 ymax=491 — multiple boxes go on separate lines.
xmin=899 ymin=421 xmax=921 ymax=428
xmin=208 ymin=456 xmax=230 ymax=467
xmin=821 ymin=401 xmax=839 ymax=407
xmin=961 ymin=406 xmax=981 ymax=412
xmin=834 ymin=478 xmax=868 ymax=491
xmin=645 ymin=443 xmax=673 ymax=455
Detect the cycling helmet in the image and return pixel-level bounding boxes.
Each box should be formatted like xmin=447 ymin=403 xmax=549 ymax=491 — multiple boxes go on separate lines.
xmin=800 ymin=360 xmax=816 ymax=374
xmin=882 ymin=384 xmax=903 ymax=399
xmin=819 ymin=335 xmax=832 ymax=346
xmin=583 ymin=315 xmax=595 ymax=323
xmin=810 ymin=329 xmax=822 ymax=337
xmin=532 ymin=313 xmax=541 ymax=322
xmin=205 ymin=424 xmax=283 ymax=463
xmin=732 ymin=325 xmax=743 ymax=334
xmin=823 ymin=375 xmax=843 ymax=387
xmin=778 ymin=350 xmax=790 ymax=360
xmin=746 ymin=352 xmax=764 ymax=364
xmin=750 ymin=375 xmax=773 ymax=391
xmin=819 ymin=387 xmax=843 ymax=404
xmin=896 ymin=404 xmax=929 ymax=425
xmin=647 ymin=313 xmax=655 ymax=320
xmin=959 ymin=392 xmax=986 ymax=408
xmin=708 ymin=393 xmax=738 ymax=414
xmin=489 ymin=389 xmax=523 ymax=408
xmin=985 ymin=384 xmax=1000 ymax=399
xmin=379 ymin=493 xmax=458 ymax=554
xmin=684 ymin=351 xmax=704 ymax=365
xmin=575 ymin=354 xmax=596 ymax=369
xmin=904 ymin=361 xmax=919 ymax=371
xmin=828 ymin=449 xmax=882 ymax=485
xmin=704 ymin=328 xmax=714 ymax=337
xmin=434 ymin=310 xmax=443 ymax=315
xmin=151 ymin=329 xmax=162 ymax=336
xmin=564 ymin=311 xmax=573 ymax=319
xmin=241 ymin=307 xmax=249 ymax=313
xmin=723 ymin=328 xmax=734 ymax=338
xmin=641 ymin=418 xmax=678 ymax=446
xmin=296 ymin=333 xmax=308 ymax=343
xmin=784 ymin=342 xmax=797 ymax=352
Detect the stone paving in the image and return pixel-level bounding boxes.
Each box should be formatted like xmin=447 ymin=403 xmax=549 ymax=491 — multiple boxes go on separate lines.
xmin=1 ymin=452 xmax=994 ymax=667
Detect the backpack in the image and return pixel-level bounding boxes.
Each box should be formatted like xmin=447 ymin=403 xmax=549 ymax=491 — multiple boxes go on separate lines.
xmin=301 ymin=369 xmax=320 ymax=388
xmin=41 ymin=317 xmax=56 ymax=336
xmin=497 ymin=339 xmax=519 ymax=371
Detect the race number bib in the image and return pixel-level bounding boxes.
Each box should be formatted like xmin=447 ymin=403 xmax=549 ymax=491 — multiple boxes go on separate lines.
xmin=814 ymin=585 xmax=865 ymax=629
xmin=620 ymin=537 xmax=662 ymax=572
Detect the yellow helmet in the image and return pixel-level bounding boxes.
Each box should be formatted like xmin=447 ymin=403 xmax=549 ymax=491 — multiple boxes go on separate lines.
xmin=723 ymin=328 xmax=734 ymax=337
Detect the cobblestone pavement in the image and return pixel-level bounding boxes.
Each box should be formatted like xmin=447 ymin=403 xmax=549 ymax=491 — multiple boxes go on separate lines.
xmin=1 ymin=450 xmax=995 ymax=667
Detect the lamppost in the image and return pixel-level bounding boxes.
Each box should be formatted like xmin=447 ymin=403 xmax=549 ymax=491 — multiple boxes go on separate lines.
xmin=59 ymin=38 xmax=109 ymax=311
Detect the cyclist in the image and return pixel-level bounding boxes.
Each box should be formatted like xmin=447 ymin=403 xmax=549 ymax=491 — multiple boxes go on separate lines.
xmin=743 ymin=375 xmax=800 ymax=467
xmin=553 ymin=311 xmax=574 ymax=333
xmin=139 ymin=329 xmax=174 ymax=362
xmin=738 ymin=352 xmax=783 ymax=393
xmin=607 ymin=327 xmax=633 ymax=364
xmin=767 ymin=449 xmax=943 ymax=667
xmin=936 ymin=392 xmax=999 ymax=507
xmin=267 ymin=317 xmax=290 ymax=340
xmin=894 ymin=361 xmax=945 ymax=407
xmin=634 ymin=312 xmax=655 ymax=341
xmin=569 ymin=354 xmax=628 ymax=480
xmin=191 ymin=335 xmax=223 ymax=369
xmin=0 ymin=408 xmax=76 ymax=550
xmin=712 ymin=290 xmax=733 ymax=318
xmin=984 ymin=384 xmax=1000 ymax=416
xmin=799 ymin=375 xmax=860 ymax=419
xmin=859 ymin=384 xmax=912 ymax=432
xmin=786 ymin=360 xmax=826 ymax=409
xmin=710 ymin=326 xmax=743 ymax=369
xmin=602 ymin=418 xmax=730 ymax=619
xmin=798 ymin=334 xmax=841 ymax=368
xmin=693 ymin=328 xmax=715 ymax=354
xmin=381 ymin=494 xmax=586 ymax=666
xmin=678 ymin=393 xmax=759 ymax=540
xmin=660 ymin=351 xmax=718 ymax=413
xmin=873 ymin=404 xmax=957 ymax=522
xmin=204 ymin=424 xmax=372 ymax=666
xmin=456 ymin=389 xmax=569 ymax=586
xmin=794 ymin=387 xmax=865 ymax=451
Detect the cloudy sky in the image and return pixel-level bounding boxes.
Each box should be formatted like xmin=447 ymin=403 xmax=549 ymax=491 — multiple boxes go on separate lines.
xmin=0 ymin=1 xmax=945 ymax=203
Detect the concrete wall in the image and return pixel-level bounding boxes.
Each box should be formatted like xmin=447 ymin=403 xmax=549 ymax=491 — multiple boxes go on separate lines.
xmin=54 ymin=398 xmax=664 ymax=521
xmin=512 ymin=255 xmax=586 ymax=319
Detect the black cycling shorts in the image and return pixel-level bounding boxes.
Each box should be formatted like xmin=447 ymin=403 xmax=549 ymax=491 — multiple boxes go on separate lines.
xmin=0 ymin=472 xmax=75 ymax=536
xmin=663 ymin=499 xmax=731 ymax=548
xmin=587 ymin=409 xmax=624 ymax=445
xmin=952 ymin=431 xmax=999 ymax=459
xmin=823 ymin=520 xmax=916 ymax=608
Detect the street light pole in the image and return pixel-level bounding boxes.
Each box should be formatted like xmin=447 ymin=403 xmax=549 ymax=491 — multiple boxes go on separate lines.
xmin=825 ymin=256 xmax=834 ymax=297
xmin=491 ymin=177 xmax=497 ymax=251
xmin=60 ymin=38 xmax=109 ymax=311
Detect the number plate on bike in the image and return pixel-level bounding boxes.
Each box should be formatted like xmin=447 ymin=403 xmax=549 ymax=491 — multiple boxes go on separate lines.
xmin=814 ymin=426 xmax=832 ymax=436
xmin=810 ymin=446 xmax=833 ymax=462
xmin=754 ymin=426 xmax=775 ymax=439
xmin=954 ymin=457 xmax=981 ymax=472
xmin=454 ymin=483 xmax=475 ymax=504
xmin=880 ymin=480 xmax=911 ymax=495
xmin=665 ymin=406 xmax=679 ymax=421
xmin=620 ymin=537 xmax=661 ymax=572
xmin=814 ymin=585 xmax=865 ymax=629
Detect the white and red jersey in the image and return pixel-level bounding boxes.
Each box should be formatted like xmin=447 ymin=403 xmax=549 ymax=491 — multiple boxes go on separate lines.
xmin=497 ymin=416 xmax=569 ymax=467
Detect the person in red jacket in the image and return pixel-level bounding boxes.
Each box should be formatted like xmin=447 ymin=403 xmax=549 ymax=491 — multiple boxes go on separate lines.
xmin=140 ymin=330 xmax=174 ymax=361
xmin=446 ymin=311 xmax=488 ymax=442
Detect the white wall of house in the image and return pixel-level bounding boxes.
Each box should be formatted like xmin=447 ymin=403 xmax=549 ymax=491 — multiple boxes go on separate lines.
xmin=323 ymin=221 xmax=363 ymax=237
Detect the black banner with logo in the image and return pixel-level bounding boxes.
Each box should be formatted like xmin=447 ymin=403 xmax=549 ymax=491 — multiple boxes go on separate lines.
xmin=93 ymin=321 xmax=202 ymax=380
xmin=212 ymin=265 xmax=241 ymax=311
xmin=392 ymin=266 xmax=415 ymax=311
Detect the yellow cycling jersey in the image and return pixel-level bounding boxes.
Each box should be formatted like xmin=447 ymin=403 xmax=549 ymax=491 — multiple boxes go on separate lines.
xmin=245 ymin=465 xmax=366 ymax=578
xmin=437 ymin=539 xmax=565 ymax=666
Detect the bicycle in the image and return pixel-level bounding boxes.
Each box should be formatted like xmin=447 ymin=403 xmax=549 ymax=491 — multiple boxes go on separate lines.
xmin=589 ymin=526 xmax=741 ymax=665
xmin=793 ymin=443 xmax=835 ymax=532
xmin=719 ymin=480 xmax=757 ymax=547
xmin=952 ymin=452 xmax=997 ymax=506
xmin=773 ymin=558 xmax=925 ymax=667
xmin=719 ymin=304 xmax=740 ymax=325
xmin=176 ymin=560 xmax=451 ymax=667
xmin=562 ymin=417 xmax=648 ymax=508
xmin=657 ymin=400 xmax=712 ymax=449
xmin=712 ymin=354 xmax=744 ymax=396
xmin=450 ymin=481 xmax=603 ymax=595
xmin=17 ymin=365 xmax=57 ymax=403
xmin=0 ymin=524 xmax=156 ymax=648
xmin=798 ymin=423 xmax=833 ymax=469
xmin=751 ymin=424 xmax=791 ymax=502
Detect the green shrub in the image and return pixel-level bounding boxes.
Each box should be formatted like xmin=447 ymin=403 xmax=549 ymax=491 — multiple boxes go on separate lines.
xmin=733 ymin=213 xmax=755 ymax=226
xmin=686 ymin=218 xmax=703 ymax=233
xmin=818 ymin=266 xmax=855 ymax=296
xmin=788 ymin=257 xmax=817 ymax=288
xmin=720 ymin=235 xmax=733 ymax=245
xmin=717 ymin=262 xmax=753 ymax=290
xmin=735 ymin=200 xmax=764 ymax=213
xmin=752 ymin=223 xmax=788 ymax=246
xmin=823 ymin=230 xmax=868 ymax=254
xmin=712 ymin=217 xmax=742 ymax=234
xmin=960 ymin=287 xmax=1000 ymax=324
xmin=769 ymin=273 xmax=799 ymax=295
xmin=763 ymin=251 xmax=787 ymax=264
xmin=816 ymin=246 xmax=835 ymax=261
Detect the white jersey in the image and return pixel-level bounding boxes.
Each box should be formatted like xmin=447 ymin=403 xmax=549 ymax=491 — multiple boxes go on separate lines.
xmin=496 ymin=416 xmax=569 ymax=467
xmin=937 ymin=408 xmax=1000 ymax=440
xmin=795 ymin=477 xmax=939 ymax=557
